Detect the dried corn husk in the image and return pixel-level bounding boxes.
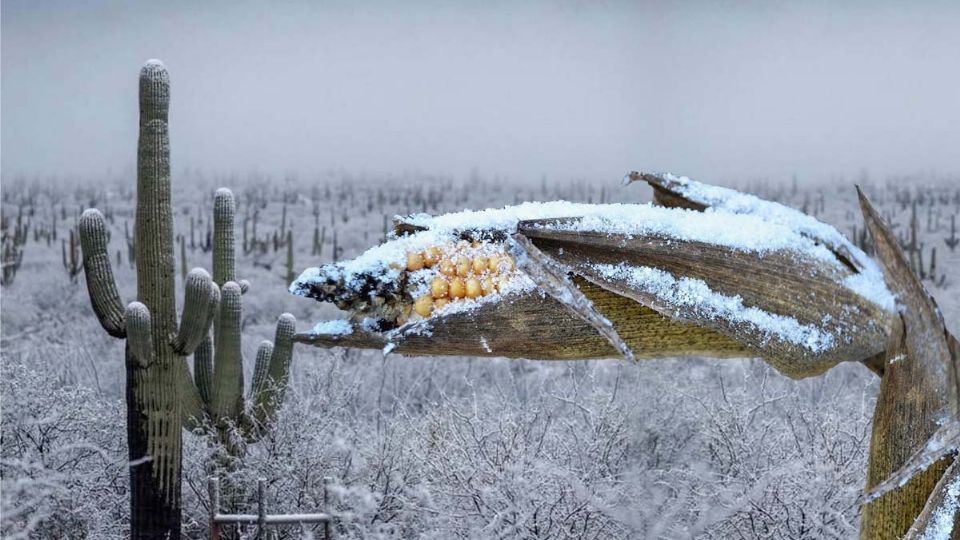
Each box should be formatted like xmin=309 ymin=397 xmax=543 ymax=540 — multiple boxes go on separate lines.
xmin=292 ymin=173 xmax=895 ymax=379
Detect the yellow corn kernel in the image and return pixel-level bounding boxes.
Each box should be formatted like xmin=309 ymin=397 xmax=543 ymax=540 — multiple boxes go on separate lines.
xmin=465 ymin=277 xmax=483 ymax=299
xmin=434 ymin=297 xmax=450 ymax=310
xmin=481 ymin=277 xmax=497 ymax=295
xmin=497 ymin=275 xmax=512 ymax=292
xmin=438 ymin=259 xmax=456 ymax=276
xmin=449 ymin=277 xmax=466 ymax=299
xmin=430 ymin=277 xmax=449 ymax=299
xmin=423 ymin=246 xmax=440 ymax=267
xmin=414 ymin=295 xmax=433 ymax=317
xmin=500 ymin=254 xmax=515 ymax=272
xmin=406 ymin=252 xmax=424 ymax=271
xmin=486 ymin=254 xmax=500 ymax=273
xmin=455 ymin=256 xmax=471 ymax=276
xmin=472 ymin=256 xmax=488 ymax=275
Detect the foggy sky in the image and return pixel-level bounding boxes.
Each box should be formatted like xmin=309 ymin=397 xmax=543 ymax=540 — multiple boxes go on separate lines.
xmin=3 ymin=0 xmax=959 ymax=183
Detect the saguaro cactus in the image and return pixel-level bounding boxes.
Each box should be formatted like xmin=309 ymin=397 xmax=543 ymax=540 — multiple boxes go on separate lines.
xmin=197 ymin=188 xmax=298 ymax=438
xmin=79 ymin=61 xmax=297 ymax=539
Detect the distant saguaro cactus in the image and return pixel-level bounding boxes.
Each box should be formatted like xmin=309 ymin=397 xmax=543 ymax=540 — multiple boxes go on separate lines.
xmin=62 ymin=227 xmax=83 ymax=281
xmin=79 ymin=61 xmax=297 ymax=540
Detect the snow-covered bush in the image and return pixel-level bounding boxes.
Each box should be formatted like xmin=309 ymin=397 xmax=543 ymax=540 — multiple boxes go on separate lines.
xmin=178 ymin=347 xmax=875 ymax=539
xmin=1 ymin=360 xmax=127 ymax=539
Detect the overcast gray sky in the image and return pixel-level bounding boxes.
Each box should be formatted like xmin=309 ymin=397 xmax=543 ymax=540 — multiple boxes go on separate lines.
xmin=2 ymin=0 xmax=958 ymax=183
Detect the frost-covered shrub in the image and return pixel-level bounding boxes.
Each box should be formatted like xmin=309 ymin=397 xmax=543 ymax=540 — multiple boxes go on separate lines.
xmin=177 ymin=347 xmax=875 ymax=539
xmin=0 ymin=360 xmax=127 ymax=539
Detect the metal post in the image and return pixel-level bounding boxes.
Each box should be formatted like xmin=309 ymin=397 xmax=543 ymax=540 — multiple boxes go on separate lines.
xmin=209 ymin=477 xmax=221 ymax=540
xmin=323 ymin=476 xmax=334 ymax=540
xmin=256 ymin=478 xmax=267 ymax=540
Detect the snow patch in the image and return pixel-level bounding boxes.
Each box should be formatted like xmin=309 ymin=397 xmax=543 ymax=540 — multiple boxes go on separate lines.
xmin=842 ymin=272 xmax=896 ymax=313
xmin=311 ymin=319 xmax=353 ymax=336
xmin=658 ymin=172 xmax=895 ymax=311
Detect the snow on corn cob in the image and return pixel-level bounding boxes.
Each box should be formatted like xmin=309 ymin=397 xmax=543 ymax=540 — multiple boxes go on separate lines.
xmin=292 ymin=172 xmax=897 ymax=380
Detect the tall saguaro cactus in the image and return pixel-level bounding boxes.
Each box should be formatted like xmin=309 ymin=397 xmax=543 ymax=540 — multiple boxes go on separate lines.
xmin=79 ymin=61 xmax=297 ymax=539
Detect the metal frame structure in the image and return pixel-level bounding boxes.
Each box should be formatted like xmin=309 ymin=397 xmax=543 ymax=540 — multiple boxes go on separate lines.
xmin=208 ymin=476 xmax=335 ymax=540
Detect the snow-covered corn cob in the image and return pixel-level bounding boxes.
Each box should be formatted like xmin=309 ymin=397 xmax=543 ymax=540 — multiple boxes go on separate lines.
xmin=291 ymin=172 xmax=897 ymax=380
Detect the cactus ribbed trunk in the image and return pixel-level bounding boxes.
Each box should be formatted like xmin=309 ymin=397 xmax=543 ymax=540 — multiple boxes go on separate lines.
xmin=129 ymin=60 xmax=182 ymax=539
xmin=126 ymin=346 xmax=181 ymax=539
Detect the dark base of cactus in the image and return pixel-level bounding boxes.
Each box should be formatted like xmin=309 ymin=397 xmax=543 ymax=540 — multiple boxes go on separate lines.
xmin=126 ymin=348 xmax=182 ymax=540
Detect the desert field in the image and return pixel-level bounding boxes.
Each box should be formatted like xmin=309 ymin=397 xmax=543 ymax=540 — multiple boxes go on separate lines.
xmin=2 ymin=170 xmax=957 ymax=538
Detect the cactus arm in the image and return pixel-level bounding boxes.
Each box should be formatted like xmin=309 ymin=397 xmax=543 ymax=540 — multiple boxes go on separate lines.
xmin=205 ymin=281 xmax=220 ymax=331
xmin=238 ymin=279 xmax=250 ymax=294
xmin=126 ymin=302 xmax=154 ymax=366
xmin=179 ymin=279 xmax=221 ymax=426
xmin=243 ymin=340 xmax=277 ymax=440
xmin=266 ymin=313 xmax=296 ymax=390
xmin=79 ymin=209 xmax=126 ymax=338
xmin=211 ymin=281 xmax=244 ymax=422
xmin=171 ymin=268 xmax=214 ymax=355
xmin=185 ymin=280 xmax=219 ymax=421
xmin=251 ymin=314 xmax=296 ymax=424
xmin=178 ymin=334 xmax=212 ymax=430
xmin=212 ymin=188 xmax=236 ymax=285
xmin=249 ymin=340 xmax=274 ymax=399
xmin=192 ymin=335 xmax=214 ymax=410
